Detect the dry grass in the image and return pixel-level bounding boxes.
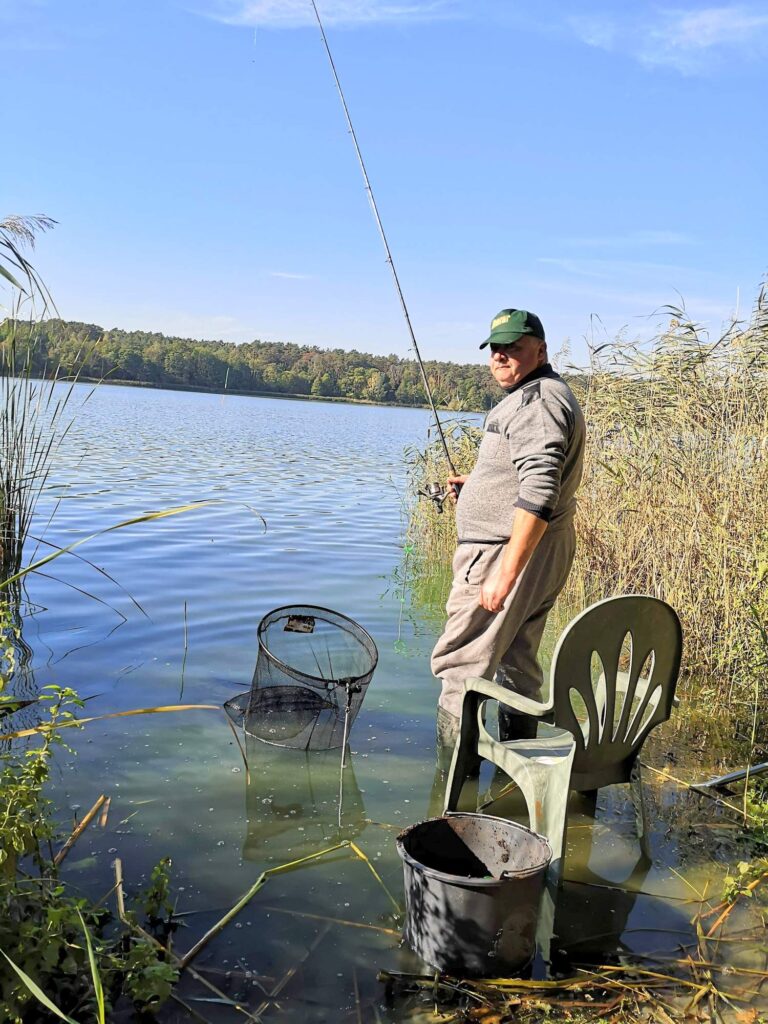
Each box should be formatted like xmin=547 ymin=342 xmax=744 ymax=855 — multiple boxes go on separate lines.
xmin=406 ymin=287 xmax=768 ymax=705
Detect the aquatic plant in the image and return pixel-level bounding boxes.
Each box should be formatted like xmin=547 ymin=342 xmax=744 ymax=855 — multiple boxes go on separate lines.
xmin=0 ymin=634 xmax=178 ymax=1019
xmin=0 ymin=215 xmax=88 ymax=586
xmin=406 ymin=285 xmax=768 ymax=706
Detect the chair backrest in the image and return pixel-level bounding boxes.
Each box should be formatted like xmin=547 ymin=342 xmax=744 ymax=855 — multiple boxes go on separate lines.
xmin=550 ymin=595 xmax=682 ymax=791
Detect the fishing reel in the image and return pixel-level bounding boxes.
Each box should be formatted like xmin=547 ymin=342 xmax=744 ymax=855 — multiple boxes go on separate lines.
xmin=419 ymin=481 xmax=460 ymax=514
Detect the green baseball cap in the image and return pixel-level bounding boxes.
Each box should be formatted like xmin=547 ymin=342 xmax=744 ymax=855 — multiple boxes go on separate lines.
xmin=480 ymin=308 xmax=545 ymax=349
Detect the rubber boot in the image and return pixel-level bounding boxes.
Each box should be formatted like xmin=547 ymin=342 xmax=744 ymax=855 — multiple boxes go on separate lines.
xmin=498 ymin=706 xmax=539 ymax=742
xmin=435 ymin=705 xmax=460 ymax=774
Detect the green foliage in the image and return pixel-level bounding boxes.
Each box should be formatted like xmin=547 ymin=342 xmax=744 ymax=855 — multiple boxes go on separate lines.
xmin=117 ymin=941 xmax=177 ymax=1013
xmin=0 ymin=880 xmax=179 ymax=1022
xmin=0 ymin=683 xmax=83 ymax=877
xmin=0 ymin=318 xmax=501 ymax=411
xmin=0 ymin=609 xmax=178 ymax=1020
xmin=722 ymin=856 xmax=768 ymax=904
xmin=140 ymin=857 xmax=174 ymax=924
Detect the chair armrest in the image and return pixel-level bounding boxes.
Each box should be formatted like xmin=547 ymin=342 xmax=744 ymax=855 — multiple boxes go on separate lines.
xmin=463 ymin=676 xmax=553 ymax=718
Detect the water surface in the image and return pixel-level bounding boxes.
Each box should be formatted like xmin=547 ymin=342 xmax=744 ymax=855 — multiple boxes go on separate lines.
xmin=11 ymin=382 xmax=767 ymax=1020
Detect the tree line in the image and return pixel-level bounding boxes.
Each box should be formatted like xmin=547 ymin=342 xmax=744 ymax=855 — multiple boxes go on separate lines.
xmin=0 ymin=319 xmax=503 ymax=410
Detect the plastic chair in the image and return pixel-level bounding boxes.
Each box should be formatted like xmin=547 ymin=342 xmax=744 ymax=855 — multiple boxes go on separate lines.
xmin=444 ymin=595 xmax=682 ymax=876
xmin=444 ymin=711 xmax=575 ymax=883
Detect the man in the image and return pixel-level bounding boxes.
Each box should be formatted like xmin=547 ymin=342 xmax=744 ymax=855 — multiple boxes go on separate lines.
xmin=431 ymin=308 xmax=586 ymax=746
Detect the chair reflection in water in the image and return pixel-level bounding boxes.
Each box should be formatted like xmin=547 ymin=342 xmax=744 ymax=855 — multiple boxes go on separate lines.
xmin=445 ymin=595 xmax=683 ymax=882
xmin=242 ymin=733 xmax=366 ymax=864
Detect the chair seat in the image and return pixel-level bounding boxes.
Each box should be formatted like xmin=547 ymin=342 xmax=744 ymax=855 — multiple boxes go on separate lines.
xmin=447 ymin=717 xmax=576 ymax=883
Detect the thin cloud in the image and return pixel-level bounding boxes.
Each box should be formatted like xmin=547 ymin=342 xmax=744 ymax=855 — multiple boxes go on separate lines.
xmin=532 ymin=277 xmax=735 ymax=324
xmin=200 ymin=0 xmax=458 ymax=29
xmin=560 ymin=230 xmax=694 ymax=248
xmin=269 ymin=270 xmax=312 ymax=279
xmin=568 ymin=5 xmax=768 ymax=73
xmin=537 ymin=256 xmax=695 ymax=278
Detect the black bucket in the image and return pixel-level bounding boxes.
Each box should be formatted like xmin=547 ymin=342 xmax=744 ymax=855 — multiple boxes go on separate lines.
xmin=396 ymin=813 xmax=551 ymax=976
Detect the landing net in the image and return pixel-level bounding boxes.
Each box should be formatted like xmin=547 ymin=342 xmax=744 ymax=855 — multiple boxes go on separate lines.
xmin=224 ymin=605 xmax=377 ymax=750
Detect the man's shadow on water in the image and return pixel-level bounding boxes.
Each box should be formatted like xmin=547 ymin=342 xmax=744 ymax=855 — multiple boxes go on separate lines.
xmin=241 ymin=730 xmax=367 ymax=866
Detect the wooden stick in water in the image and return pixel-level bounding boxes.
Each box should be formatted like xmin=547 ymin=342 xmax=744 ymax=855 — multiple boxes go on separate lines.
xmin=54 ymin=794 xmax=106 ymax=866
xmin=252 ymin=924 xmax=331 ymax=1018
xmin=113 ymin=859 xmax=261 ymax=1023
xmin=259 ymin=904 xmax=400 ymax=937
xmin=178 ymin=841 xmax=351 ymax=969
xmin=349 ymin=841 xmax=402 ymax=916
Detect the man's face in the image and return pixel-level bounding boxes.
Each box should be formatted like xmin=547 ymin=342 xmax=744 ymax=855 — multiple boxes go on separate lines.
xmin=489 ymin=335 xmax=546 ymax=389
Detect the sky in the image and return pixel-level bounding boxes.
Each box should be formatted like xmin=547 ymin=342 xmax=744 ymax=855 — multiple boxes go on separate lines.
xmin=2 ymin=0 xmax=766 ymax=365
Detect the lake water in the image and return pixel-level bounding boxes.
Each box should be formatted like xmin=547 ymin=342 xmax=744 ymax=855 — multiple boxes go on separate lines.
xmin=10 ymin=382 xmax=767 ymax=1021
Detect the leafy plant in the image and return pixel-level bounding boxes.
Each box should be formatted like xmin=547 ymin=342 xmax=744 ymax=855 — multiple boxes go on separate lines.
xmin=140 ymin=857 xmax=174 ymax=925
xmin=0 ymin=608 xmax=179 ymax=1020
xmin=0 ymin=683 xmax=83 ymax=878
xmin=722 ymin=856 xmax=768 ymax=904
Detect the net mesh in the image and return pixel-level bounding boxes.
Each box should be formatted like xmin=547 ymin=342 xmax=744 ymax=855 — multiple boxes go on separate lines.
xmin=224 ymin=605 xmax=378 ymax=750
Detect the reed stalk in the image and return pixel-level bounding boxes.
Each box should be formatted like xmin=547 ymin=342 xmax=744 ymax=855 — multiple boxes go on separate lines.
xmin=0 ymin=215 xmax=84 ymax=587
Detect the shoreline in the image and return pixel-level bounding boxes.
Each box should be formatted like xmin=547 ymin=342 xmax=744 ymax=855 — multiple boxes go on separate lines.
xmin=45 ymin=373 xmax=486 ymax=414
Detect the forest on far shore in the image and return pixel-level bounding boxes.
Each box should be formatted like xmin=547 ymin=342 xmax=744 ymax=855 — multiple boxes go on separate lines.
xmin=1 ymin=319 xmax=507 ymax=410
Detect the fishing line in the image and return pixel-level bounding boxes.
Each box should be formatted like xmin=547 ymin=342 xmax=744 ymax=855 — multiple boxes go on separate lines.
xmin=309 ymin=0 xmax=458 ymax=488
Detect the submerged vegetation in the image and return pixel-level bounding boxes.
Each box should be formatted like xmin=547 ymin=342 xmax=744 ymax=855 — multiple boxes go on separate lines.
xmin=0 ymin=608 xmax=179 ymax=1021
xmin=408 ymin=287 xmax=768 ymax=706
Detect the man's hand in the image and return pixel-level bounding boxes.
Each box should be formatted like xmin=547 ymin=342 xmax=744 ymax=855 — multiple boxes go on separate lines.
xmin=479 ymin=567 xmax=516 ymax=613
xmin=446 ymin=474 xmax=468 ymax=502
xmin=478 ymin=508 xmax=549 ymax=613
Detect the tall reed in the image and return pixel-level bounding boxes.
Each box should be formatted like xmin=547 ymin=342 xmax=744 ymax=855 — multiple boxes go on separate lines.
xmin=406 ymin=286 xmax=768 ymax=705
xmin=0 ymin=216 xmax=82 ymax=583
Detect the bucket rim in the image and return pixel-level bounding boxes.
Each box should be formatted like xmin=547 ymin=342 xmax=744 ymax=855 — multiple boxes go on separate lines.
xmin=257 ymin=604 xmax=379 ymax=687
xmin=395 ymin=812 xmax=552 ymax=886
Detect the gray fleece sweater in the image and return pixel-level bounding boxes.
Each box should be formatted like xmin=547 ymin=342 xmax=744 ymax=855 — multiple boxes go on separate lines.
xmin=455 ymin=365 xmax=585 ymax=543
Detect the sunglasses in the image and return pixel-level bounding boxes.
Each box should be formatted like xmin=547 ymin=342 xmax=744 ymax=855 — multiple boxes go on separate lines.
xmin=489 ymin=341 xmax=524 ymax=354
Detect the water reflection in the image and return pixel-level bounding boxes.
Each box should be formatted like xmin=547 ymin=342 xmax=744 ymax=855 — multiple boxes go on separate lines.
xmin=0 ymin=592 xmax=41 ymax=737
xmin=243 ymin=737 xmax=366 ymax=865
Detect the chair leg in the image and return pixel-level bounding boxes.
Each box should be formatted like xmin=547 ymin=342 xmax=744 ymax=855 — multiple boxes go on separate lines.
xmin=443 ymin=696 xmax=485 ymax=814
xmin=503 ymin=761 xmax=570 ymax=888
xmin=630 ymin=761 xmax=651 ymax=860
xmin=444 ymin=739 xmax=482 ymax=813
xmin=535 ymin=880 xmax=557 ymax=968
xmin=577 ymin=789 xmax=598 ymax=817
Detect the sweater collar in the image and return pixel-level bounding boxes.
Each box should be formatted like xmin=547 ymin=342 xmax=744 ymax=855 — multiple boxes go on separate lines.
xmin=503 ymin=362 xmax=556 ymax=394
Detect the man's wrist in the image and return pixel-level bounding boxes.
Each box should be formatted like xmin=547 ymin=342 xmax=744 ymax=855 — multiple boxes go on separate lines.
xmin=496 ymin=565 xmax=519 ymax=591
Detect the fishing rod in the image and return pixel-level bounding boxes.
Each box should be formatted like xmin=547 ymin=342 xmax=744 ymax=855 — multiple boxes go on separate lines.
xmin=309 ymin=0 xmax=459 ymax=512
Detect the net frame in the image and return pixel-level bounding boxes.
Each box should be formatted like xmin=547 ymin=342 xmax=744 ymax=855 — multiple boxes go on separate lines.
xmin=224 ymin=604 xmax=378 ymax=751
